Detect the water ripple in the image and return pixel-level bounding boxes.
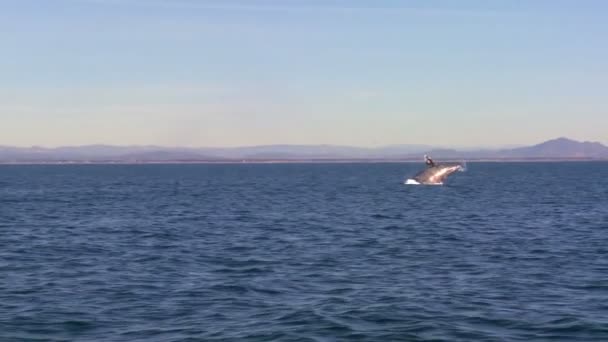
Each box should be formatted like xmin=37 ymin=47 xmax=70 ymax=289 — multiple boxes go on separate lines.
xmin=1 ymin=163 xmax=608 ymax=341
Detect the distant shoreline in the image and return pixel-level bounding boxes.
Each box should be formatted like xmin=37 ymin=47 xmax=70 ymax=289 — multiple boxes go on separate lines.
xmin=1 ymin=158 xmax=606 ymax=165
xmin=3 ymin=138 xmax=607 ymax=163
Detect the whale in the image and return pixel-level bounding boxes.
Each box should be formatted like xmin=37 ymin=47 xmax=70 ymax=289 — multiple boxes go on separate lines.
xmin=406 ymin=162 xmax=465 ymax=185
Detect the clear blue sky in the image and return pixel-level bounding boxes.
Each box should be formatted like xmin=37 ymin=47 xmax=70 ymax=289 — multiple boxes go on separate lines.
xmin=1 ymin=0 xmax=607 ymax=147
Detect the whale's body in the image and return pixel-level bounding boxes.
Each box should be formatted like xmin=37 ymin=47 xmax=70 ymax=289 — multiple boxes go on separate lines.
xmin=407 ymin=163 xmax=464 ymax=185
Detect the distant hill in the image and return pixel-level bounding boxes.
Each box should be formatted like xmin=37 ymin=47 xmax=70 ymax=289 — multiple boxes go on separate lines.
xmin=1 ymin=138 xmax=607 ymax=162
xmin=498 ymin=137 xmax=608 ymax=158
xmin=405 ymin=138 xmax=608 ymax=160
xmin=0 ymin=145 xmax=221 ymax=162
xmin=0 ymin=144 xmax=435 ymax=162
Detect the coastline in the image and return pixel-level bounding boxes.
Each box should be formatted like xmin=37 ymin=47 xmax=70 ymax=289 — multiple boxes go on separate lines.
xmin=1 ymin=158 xmax=607 ymax=165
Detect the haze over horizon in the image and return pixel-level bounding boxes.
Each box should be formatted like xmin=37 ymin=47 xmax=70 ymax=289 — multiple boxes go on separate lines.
xmin=0 ymin=138 xmax=600 ymax=151
xmin=2 ymin=0 xmax=607 ymax=147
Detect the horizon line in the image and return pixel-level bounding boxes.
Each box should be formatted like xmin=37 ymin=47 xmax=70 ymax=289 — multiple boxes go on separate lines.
xmin=1 ymin=137 xmax=606 ymax=150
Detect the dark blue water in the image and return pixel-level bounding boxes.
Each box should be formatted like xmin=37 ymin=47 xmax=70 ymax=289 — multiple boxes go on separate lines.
xmin=1 ymin=162 xmax=607 ymax=341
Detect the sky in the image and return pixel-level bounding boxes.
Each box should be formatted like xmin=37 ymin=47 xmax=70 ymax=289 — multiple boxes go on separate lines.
xmin=1 ymin=0 xmax=607 ymax=148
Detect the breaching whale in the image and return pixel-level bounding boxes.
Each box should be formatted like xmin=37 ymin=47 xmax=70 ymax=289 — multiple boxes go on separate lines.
xmin=405 ymin=156 xmax=465 ymax=185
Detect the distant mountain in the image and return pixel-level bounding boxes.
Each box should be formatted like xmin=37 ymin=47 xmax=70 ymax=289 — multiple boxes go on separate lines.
xmin=0 ymin=145 xmax=221 ymax=162
xmin=0 ymin=138 xmax=607 ymax=162
xmin=409 ymin=138 xmax=608 ymax=160
xmin=220 ymin=144 xmax=436 ymax=159
xmin=0 ymin=144 xmax=434 ymax=162
xmin=117 ymin=150 xmax=221 ymax=161
xmin=498 ymin=137 xmax=608 ymax=158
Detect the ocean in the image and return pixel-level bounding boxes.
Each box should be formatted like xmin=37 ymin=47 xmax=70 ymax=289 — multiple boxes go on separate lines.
xmin=1 ymin=162 xmax=607 ymax=341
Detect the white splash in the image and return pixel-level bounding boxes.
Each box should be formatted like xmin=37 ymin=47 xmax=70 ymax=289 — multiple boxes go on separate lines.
xmin=404 ymin=179 xmax=445 ymax=186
